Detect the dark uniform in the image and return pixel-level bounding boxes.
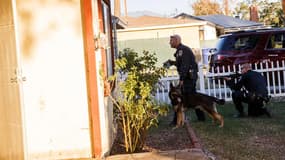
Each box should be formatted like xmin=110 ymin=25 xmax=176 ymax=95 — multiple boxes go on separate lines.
xmin=228 ymin=70 xmax=271 ymax=117
xmin=173 ymin=44 xmax=205 ymax=121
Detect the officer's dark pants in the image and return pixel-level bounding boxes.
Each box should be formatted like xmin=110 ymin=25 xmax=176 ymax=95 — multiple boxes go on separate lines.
xmin=172 ymin=79 xmax=205 ymax=124
xmin=232 ymin=91 xmax=270 ymax=117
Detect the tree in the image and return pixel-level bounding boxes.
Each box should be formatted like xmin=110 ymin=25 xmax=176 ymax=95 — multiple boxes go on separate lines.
xmin=223 ymin=0 xmax=229 ymax=15
xmin=282 ymin=0 xmax=285 ymax=25
xmin=222 ymin=0 xmax=236 ymax=16
xmin=259 ymin=1 xmax=284 ymax=27
xmin=192 ymin=0 xmax=222 ymax=16
xmin=283 ymin=0 xmax=285 ymax=14
xmin=234 ymin=0 xmax=284 ymax=27
xmin=233 ymin=1 xmax=250 ymax=20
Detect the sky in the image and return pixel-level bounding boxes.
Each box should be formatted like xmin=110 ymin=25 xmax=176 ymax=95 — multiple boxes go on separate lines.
xmin=112 ymin=0 xmax=280 ymax=17
xmin=112 ymin=0 xmax=195 ymax=17
xmin=126 ymin=0 xmax=194 ymax=16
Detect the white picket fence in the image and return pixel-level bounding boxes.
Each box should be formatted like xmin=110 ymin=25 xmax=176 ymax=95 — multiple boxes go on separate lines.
xmin=155 ymin=60 xmax=285 ymax=104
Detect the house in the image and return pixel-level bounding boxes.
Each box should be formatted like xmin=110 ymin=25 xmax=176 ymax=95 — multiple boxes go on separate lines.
xmin=1 ymin=0 xmax=116 ymax=159
xmin=116 ymin=13 xmax=269 ymax=65
xmin=175 ymin=13 xmax=267 ymax=35
xmin=116 ymin=15 xmax=217 ymax=65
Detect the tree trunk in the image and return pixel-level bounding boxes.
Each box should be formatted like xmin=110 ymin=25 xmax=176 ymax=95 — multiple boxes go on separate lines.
xmin=224 ymin=0 xmax=229 ymax=16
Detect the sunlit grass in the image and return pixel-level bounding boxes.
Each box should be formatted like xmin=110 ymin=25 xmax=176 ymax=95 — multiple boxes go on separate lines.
xmin=189 ymin=101 xmax=285 ymax=160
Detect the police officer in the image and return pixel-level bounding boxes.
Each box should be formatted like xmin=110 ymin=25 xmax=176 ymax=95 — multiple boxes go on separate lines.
xmin=225 ymin=63 xmax=271 ymax=117
xmin=167 ymin=34 xmax=205 ymax=124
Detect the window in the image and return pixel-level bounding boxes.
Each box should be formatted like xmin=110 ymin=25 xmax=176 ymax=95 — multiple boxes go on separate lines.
xmin=232 ymin=35 xmax=259 ymax=50
xmin=92 ymin=0 xmax=114 ymax=78
xmin=101 ymin=1 xmax=114 ymax=77
xmin=216 ymin=35 xmax=259 ymax=51
xmin=267 ymin=33 xmax=285 ymax=49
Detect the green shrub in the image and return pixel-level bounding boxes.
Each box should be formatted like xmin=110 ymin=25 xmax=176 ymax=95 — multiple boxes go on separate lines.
xmin=109 ymin=48 xmax=168 ymax=153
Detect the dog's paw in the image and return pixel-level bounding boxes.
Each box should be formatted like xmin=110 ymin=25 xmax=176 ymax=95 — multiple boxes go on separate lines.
xmin=172 ymin=126 xmax=180 ymax=130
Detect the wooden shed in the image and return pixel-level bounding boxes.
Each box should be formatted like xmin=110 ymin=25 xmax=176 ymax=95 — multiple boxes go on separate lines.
xmin=0 ymin=0 xmax=115 ymax=159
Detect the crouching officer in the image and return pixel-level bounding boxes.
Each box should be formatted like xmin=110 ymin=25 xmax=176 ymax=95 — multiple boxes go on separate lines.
xmin=165 ymin=34 xmax=205 ymax=124
xmin=225 ymin=63 xmax=271 ymax=118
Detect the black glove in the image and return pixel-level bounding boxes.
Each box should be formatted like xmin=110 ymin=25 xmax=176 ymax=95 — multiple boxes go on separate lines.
xmin=163 ymin=59 xmax=175 ymax=68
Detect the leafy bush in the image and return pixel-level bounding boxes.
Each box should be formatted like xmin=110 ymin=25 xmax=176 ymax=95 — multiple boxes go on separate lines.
xmin=109 ymin=48 xmax=168 ymax=153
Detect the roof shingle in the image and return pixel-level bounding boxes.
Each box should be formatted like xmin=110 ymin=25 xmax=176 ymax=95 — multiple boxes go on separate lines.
xmin=197 ymin=14 xmax=263 ymax=28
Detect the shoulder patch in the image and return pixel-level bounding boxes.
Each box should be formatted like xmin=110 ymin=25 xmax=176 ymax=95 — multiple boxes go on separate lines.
xmin=178 ymin=50 xmax=183 ymax=56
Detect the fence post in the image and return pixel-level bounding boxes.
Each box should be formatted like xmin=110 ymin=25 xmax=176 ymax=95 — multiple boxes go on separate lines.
xmin=198 ymin=63 xmax=205 ymax=93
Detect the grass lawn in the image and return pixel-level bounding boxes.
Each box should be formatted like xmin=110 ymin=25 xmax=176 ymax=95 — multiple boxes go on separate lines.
xmin=188 ymin=101 xmax=285 ymax=160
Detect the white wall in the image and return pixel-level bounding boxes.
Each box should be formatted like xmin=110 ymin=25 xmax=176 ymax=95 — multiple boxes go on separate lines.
xmin=203 ymin=25 xmax=217 ymax=40
xmin=117 ymin=25 xmax=202 ymax=48
xmin=16 ymin=1 xmax=92 ymax=159
xmin=92 ymin=0 xmax=116 ymax=157
xmin=0 ymin=0 xmax=25 ymax=159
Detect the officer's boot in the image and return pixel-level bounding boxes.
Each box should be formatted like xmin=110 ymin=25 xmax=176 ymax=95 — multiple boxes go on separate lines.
xmin=195 ymin=109 xmax=205 ymax=121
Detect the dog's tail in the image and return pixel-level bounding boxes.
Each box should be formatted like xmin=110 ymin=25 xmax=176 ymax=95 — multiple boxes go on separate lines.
xmin=215 ymin=98 xmax=225 ymax=105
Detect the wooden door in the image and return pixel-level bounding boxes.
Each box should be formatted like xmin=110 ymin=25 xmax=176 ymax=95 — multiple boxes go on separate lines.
xmin=0 ymin=0 xmax=25 ymax=159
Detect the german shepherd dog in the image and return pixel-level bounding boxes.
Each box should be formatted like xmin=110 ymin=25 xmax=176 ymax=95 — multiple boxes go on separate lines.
xmin=170 ymin=94 xmax=185 ymax=129
xmin=169 ymin=83 xmax=225 ymax=128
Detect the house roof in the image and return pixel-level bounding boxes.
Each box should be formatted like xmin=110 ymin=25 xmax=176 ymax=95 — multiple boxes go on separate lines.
xmin=112 ymin=16 xmax=127 ymax=29
xmin=121 ymin=15 xmax=206 ymax=28
xmin=174 ymin=13 xmax=270 ymax=33
xmin=175 ymin=13 xmax=264 ymax=29
xmin=196 ymin=14 xmax=263 ymax=28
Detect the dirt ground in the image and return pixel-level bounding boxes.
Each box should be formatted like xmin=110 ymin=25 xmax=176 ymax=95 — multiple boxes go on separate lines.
xmin=110 ymin=112 xmax=193 ymax=155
